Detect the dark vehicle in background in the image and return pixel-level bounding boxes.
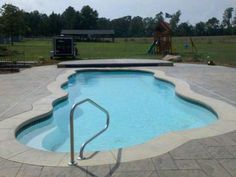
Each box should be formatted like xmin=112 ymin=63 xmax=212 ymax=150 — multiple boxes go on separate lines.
xmin=50 ymin=36 xmax=78 ymax=59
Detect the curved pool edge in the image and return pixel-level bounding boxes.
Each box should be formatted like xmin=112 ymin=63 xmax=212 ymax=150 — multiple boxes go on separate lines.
xmin=0 ymin=68 xmax=236 ymax=167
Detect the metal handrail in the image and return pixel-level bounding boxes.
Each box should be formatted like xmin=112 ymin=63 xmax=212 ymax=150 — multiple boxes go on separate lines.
xmin=68 ymin=98 xmax=110 ymax=166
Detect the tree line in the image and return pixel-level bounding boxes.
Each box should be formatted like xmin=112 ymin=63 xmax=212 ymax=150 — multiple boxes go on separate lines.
xmin=1 ymin=4 xmax=236 ymax=41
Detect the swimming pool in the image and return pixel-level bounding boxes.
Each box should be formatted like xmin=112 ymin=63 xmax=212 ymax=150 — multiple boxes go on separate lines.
xmin=17 ymin=70 xmax=217 ymax=152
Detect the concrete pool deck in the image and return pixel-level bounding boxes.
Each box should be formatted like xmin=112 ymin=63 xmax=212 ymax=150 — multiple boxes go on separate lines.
xmin=0 ymin=63 xmax=236 ymax=176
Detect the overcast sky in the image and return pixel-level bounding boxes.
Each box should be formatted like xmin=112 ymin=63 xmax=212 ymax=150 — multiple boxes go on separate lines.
xmin=1 ymin=0 xmax=236 ymax=24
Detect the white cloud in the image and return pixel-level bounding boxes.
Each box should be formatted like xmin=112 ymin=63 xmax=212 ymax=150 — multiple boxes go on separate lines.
xmin=1 ymin=0 xmax=236 ymax=24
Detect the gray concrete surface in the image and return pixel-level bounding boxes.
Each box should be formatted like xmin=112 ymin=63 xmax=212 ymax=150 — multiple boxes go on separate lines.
xmin=157 ymin=64 xmax=236 ymax=107
xmin=0 ymin=63 xmax=236 ymax=177
xmin=0 ymin=65 xmax=65 ymax=120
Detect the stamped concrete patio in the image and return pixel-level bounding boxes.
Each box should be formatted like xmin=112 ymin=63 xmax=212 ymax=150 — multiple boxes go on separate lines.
xmin=0 ymin=63 xmax=236 ymax=177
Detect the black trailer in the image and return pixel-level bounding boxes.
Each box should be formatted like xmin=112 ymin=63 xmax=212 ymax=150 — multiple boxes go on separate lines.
xmin=50 ymin=36 xmax=77 ymax=59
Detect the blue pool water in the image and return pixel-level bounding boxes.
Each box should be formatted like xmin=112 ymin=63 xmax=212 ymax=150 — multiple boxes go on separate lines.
xmin=17 ymin=70 xmax=217 ymax=152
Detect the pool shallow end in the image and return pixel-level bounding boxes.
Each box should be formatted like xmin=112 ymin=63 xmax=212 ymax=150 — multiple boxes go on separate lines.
xmin=0 ymin=68 xmax=236 ymax=166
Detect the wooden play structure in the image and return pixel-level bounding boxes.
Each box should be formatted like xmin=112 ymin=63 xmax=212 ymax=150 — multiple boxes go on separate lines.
xmin=148 ymin=21 xmax=172 ymax=55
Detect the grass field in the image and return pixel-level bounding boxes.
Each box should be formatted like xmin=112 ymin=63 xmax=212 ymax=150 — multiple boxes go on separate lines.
xmin=1 ymin=36 xmax=236 ymax=66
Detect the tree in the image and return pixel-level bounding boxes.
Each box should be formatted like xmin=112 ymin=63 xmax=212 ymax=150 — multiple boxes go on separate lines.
xmin=39 ymin=14 xmax=49 ymax=36
xmin=111 ymin=16 xmax=131 ymax=37
xmin=206 ymin=17 xmax=219 ymax=35
xmin=24 ymin=11 xmax=41 ymax=36
xmin=61 ymin=6 xmax=77 ymax=29
xmin=0 ymin=4 xmax=26 ymax=45
xmin=80 ymin=5 xmax=98 ymax=29
xmin=222 ymin=7 xmax=234 ymax=28
xmin=233 ymin=10 xmax=236 ymax=26
xmin=232 ymin=10 xmax=236 ymax=34
xmin=0 ymin=16 xmax=3 ymax=33
xmin=143 ymin=17 xmax=155 ymax=36
xmin=97 ymin=18 xmax=111 ymax=29
xmin=195 ymin=22 xmax=207 ymax=36
xmin=48 ymin=12 xmax=62 ymax=36
xmin=170 ymin=10 xmax=181 ymax=35
xmin=129 ymin=16 xmax=144 ymax=37
xmin=74 ymin=11 xmax=81 ymax=29
xmin=177 ymin=22 xmax=193 ymax=36
xmin=154 ymin=12 xmax=164 ymax=23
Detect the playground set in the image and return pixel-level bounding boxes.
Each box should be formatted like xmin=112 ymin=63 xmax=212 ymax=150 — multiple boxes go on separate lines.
xmin=148 ymin=21 xmax=172 ymax=55
xmin=148 ymin=21 xmax=198 ymax=56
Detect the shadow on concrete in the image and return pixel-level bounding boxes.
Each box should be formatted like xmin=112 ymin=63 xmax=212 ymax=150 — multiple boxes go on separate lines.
xmin=107 ymin=148 xmax=122 ymax=177
xmin=85 ymin=151 xmax=99 ymax=160
xmin=74 ymin=148 xmax=122 ymax=177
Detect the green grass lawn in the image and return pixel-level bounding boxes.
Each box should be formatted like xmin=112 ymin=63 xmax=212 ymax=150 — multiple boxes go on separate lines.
xmin=1 ymin=36 xmax=236 ymax=66
xmin=173 ymin=36 xmax=236 ymax=66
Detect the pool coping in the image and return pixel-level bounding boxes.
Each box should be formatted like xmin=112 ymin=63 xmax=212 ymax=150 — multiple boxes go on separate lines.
xmin=57 ymin=59 xmax=173 ymax=68
xmin=0 ymin=68 xmax=236 ymax=167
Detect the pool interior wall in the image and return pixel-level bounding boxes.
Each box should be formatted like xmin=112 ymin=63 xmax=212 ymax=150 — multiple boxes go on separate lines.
xmin=16 ymin=70 xmax=217 ymax=153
